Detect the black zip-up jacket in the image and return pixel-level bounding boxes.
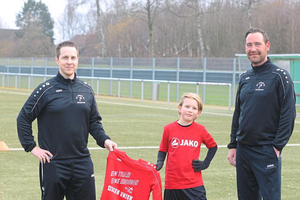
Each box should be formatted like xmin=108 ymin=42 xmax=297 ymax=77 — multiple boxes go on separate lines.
xmin=228 ymin=58 xmax=296 ymax=151
xmin=17 ymin=72 xmax=110 ymax=159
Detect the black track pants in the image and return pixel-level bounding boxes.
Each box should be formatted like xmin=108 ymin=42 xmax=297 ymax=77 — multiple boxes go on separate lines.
xmin=164 ymin=185 xmax=207 ymax=200
xmin=40 ymin=156 xmax=96 ymax=200
xmin=236 ymin=143 xmax=281 ymax=200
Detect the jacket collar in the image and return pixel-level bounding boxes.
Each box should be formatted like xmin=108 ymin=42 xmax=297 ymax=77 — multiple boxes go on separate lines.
xmin=252 ymin=57 xmax=272 ymax=72
xmin=56 ymin=72 xmax=77 ymax=84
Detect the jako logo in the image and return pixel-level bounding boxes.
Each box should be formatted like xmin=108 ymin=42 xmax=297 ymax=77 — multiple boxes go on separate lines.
xmin=76 ymin=95 xmax=85 ymax=104
xmin=170 ymin=138 xmax=199 ymax=148
xmin=171 ymin=138 xmax=180 ymax=148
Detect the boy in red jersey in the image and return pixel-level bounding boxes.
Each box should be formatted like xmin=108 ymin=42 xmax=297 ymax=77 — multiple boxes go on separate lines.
xmin=156 ymin=93 xmax=218 ymax=200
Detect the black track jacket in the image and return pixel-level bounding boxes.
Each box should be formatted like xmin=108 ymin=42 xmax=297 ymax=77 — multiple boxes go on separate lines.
xmin=228 ymin=58 xmax=296 ymax=151
xmin=17 ymin=72 xmax=110 ymax=159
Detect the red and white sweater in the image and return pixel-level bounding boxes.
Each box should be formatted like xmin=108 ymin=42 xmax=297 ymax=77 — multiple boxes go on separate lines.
xmin=100 ymin=149 xmax=162 ymax=200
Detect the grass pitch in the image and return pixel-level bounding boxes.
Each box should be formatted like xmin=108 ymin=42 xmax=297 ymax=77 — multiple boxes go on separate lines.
xmin=0 ymin=88 xmax=299 ymax=200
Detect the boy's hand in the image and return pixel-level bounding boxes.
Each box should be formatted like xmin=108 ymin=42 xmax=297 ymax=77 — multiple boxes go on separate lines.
xmin=156 ymin=161 xmax=164 ymax=171
xmin=192 ymin=159 xmax=209 ymax=172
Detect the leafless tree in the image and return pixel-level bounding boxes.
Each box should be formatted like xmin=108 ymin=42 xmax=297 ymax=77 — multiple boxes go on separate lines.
xmin=232 ymin=0 xmax=262 ymax=28
xmin=3 ymin=0 xmax=300 ymax=58
xmin=129 ymin=0 xmax=163 ymax=57
xmin=166 ymin=0 xmax=220 ymax=58
xmin=95 ymin=0 xmax=106 ymax=57
xmin=56 ymin=6 xmax=89 ymax=42
xmin=64 ymin=0 xmax=107 ymax=57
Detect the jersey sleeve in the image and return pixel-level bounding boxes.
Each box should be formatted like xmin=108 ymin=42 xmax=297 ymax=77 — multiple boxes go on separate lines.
xmin=17 ymin=82 xmax=52 ymax=152
xmin=158 ymin=125 xmax=169 ymax=153
xmin=272 ymin=69 xmax=296 ymax=151
xmin=138 ymin=159 xmax=163 ymax=200
xmin=88 ymin=93 xmax=110 ymax=148
xmin=228 ymin=78 xmax=242 ymax=149
xmin=202 ymin=127 xmax=217 ymax=149
xmin=150 ymin=168 xmax=163 ymax=200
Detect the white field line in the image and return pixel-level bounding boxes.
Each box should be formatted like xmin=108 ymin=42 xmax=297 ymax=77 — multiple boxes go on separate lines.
xmin=8 ymin=144 xmax=300 ymax=151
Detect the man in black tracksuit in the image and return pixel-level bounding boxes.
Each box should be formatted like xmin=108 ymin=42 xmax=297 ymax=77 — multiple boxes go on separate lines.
xmin=227 ymin=28 xmax=296 ymax=200
xmin=17 ymin=41 xmax=117 ymax=200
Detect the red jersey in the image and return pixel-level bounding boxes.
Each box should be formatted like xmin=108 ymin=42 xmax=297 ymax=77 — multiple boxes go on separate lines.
xmin=100 ymin=149 xmax=163 ymax=200
xmin=159 ymin=121 xmax=217 ymax=189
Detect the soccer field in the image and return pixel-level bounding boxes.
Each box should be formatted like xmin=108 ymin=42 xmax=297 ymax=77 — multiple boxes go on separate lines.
xmin=0 ymin=88 xmax=299 ymax=200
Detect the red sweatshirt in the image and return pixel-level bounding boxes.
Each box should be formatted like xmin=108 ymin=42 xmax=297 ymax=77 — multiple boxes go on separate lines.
xmin=100 ymin=149 xmax=163 ymax=200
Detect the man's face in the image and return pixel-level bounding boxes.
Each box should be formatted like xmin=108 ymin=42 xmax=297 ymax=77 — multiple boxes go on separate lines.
xmin=55 ymin=46 xmax=78 ymax=79
xmin=245 ymin=32 xmax=270 ymax=67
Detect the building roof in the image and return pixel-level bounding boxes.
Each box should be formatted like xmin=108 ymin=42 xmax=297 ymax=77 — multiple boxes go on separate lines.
xmin=0 ymin=28 xmax=21 ymax=42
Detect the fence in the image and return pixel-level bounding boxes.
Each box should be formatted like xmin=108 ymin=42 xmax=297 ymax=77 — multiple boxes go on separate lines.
xmin=0 ymin=72 xmax=232 ymax=110
xmin=0 ymin=57 xmax=252 ymax=104
xmin=1 ymin=57 xmax=299 ymax=108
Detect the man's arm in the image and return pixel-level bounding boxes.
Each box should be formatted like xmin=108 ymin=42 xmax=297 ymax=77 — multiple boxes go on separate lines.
xmin=17 ymin=85 xmax=53 ymax=162
xmin=16 ymin=85 xmax=46 ymax=152
xmin=228 ymin=83 xmax=242 ymax=149
xmin=89 ymin=94 xmax=114 ymax=148
xmin=17 ymin=107 xmax=37 ymax=152
xmin=227 ymin=81 xmax=242 ymax=166
xmin=272 ymin=71 xmax=296 ymax=151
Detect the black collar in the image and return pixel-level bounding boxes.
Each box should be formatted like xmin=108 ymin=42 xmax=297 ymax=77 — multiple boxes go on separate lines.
xmin=56 ymin=72 xmax=76 ymax=84
xmin=252 ymin=57 xmax=272 ymax=72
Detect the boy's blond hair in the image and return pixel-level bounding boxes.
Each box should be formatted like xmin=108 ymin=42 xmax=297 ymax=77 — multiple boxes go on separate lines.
xmin=178 ymin=93 xmax=203 ymax=111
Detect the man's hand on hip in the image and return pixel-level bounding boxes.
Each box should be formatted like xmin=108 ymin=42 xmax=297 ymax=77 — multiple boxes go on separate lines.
xmin=31 ymin=147 xmax=53 ymax=163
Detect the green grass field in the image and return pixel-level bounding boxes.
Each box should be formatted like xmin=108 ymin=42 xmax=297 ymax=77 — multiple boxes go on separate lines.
xmin=0 ymin=88 xmax=299 ymax=200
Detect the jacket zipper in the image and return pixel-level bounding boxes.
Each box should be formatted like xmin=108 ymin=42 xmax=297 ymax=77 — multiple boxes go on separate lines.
xmin=70 ymin=84 xmax=73 ymax=102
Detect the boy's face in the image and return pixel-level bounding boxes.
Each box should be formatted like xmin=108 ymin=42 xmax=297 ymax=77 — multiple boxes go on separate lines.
xmin=178 ymin=98 xmax=201 ymax=125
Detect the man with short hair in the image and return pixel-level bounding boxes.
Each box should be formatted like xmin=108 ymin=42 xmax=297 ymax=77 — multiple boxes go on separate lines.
xmin=227 ymin=27 xmax=296 ymax=200
xmin=17 ymin=41 xmax=117 ymax=200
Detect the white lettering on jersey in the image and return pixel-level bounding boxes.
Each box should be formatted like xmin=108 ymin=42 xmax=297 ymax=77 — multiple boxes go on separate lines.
xmin=118 ymin=171 xmax=131 ymax=178
xmin=120 ymin=192 xmax=133 ymax=200
xmin=108 ymin=185 xmax=120 ymax=195
xmin=111 ymin=178 xmax=120 ymax=184
xmin=180 ymin=139 xmax=199 ymax=147
xmin=120 ymin=179 xmax=139 ymax=186
xmin=111 ymin=171 xmax=118 ymax=176
xmin=170 ymin=137 xmax=199 ymax=148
